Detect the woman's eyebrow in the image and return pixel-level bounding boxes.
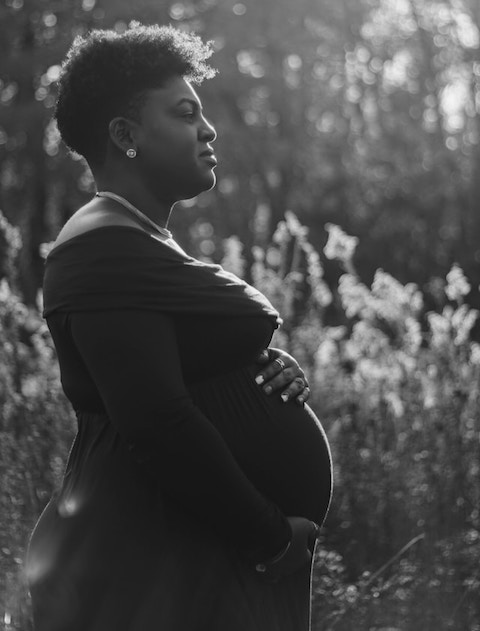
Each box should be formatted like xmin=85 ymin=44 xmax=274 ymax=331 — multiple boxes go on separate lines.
xmin=175 ymin=97 xmax=202 ymax=110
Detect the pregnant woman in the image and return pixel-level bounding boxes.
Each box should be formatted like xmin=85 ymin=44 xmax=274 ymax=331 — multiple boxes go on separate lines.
xmin=26 ymin=24 xmax=332 ymax=631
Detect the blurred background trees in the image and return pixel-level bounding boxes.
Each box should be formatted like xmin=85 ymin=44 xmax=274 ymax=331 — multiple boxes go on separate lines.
xmin=1 ymin=0 xmax=480 ymax=308
xmin=1 ymin=0 xmax=480 ymax=629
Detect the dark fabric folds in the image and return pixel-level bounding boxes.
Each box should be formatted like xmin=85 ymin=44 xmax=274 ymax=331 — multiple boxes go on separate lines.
xmin=43 ymin=226 xmax=281 ymax=326
xmin=27 ymin=223 xmax=334 ymax=630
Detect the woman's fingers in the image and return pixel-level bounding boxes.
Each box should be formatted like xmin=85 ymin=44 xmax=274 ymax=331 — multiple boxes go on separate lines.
xmin=293 ymin=384 xmax=310 ymax=406
xmin=256 ymin=366 xmax=309 ymax=403
xmin=254 ymin=348 xmax=310 ymax=404
xmin=280 ymin=377 xmax=310 ymax=405
xmin=255 ymin=364 xmax=295 ymax=391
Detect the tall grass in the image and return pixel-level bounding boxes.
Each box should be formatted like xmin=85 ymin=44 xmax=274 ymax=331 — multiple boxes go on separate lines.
xmin=1 ymin=210 xmax=479 ymax=630
xmin=0 ymin=213 xmax=75 ymax=630
xmin=243 ymin=212 xmax=480 ymax=630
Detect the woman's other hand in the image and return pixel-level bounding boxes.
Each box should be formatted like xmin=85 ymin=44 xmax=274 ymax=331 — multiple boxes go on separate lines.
xmin=255 ymin=348 xmax=310 ymax=406
xmin=254 ymin=517 xmax=319 ymax=583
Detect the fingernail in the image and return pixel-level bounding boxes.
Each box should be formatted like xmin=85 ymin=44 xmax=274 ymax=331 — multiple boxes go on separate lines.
xmin=281 ymin=393 xmax=289 ymax=403
xmin=297 ymin=396 xmax=304 ymax=405
xmin=255 ymin=375 xmax=264 ymax=385
xmin=264 ymin=385 xmax=272 ymax=395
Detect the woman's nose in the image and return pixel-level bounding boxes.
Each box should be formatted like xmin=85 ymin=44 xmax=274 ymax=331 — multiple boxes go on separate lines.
xmin=199 ymin=117 xmax=217 ymax=143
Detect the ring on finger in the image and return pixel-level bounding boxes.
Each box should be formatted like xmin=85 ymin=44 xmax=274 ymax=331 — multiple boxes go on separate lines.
xmin=274 ymin=357 xmax=286 ymax=371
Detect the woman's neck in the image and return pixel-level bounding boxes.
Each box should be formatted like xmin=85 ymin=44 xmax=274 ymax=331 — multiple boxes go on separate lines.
xmin=93 ymin=175 xmax=174 ymax=229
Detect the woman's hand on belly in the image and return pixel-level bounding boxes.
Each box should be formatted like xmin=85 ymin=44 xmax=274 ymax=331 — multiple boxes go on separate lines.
xmin=254 ymin=347 xmax=310 ymax=405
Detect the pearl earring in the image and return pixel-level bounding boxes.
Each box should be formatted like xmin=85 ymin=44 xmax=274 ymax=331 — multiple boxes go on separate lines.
xmin=126 ymin=148 xmax=137 ymax=158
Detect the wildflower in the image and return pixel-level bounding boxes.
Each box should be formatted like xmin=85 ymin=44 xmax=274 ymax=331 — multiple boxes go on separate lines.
xmin=427 ymin=309 xmax=452 ymax=348
xmin=221 ymin=236 xmax=245 ymax=278
xmin=22 ymin=376 xmax=41 ymax=397
xmin=470 ymin=343 xmax=480 ymax=365
xmin=315 ymin=338 xmax=338 ymax=366
xmin=252 ymin=245 xmax=265 ymax=262
xmin=371 ymin=271 xmax=423 ymax=322
xmin=403 ymin=317 xmax=422 ymax=354
xmin=451 ymin=305 xmax=479 ymax=346
xmin=326 ymin=325 xmax=347 ymax=341
xmin=324 ymin=223 xmax=358 ymax=264
xmin=272 ymin=220 xmax=289 ymax=245
xmin=345 ymin=321 xmax=390 ymax=360
xmin=385 ymin=391 xmax=405 ymax=418
xmin=396 ymin=351 xmax=417 ymax=374
xmin=0 ymin=278 xmax=11 ymax=302
xmin=356 ymin=357 xmax=386 ymax=381
xmin=303 ymin=243 xmax=323 ymax=281
xmin=338 ymin=274 xmax=374 ymax=319
xmin=311 ymin=279 xmax=333 ymax=308
xmin=285 ymin=211 xmax=308 ymax=240
xmin=266 ymin=247 xmax=282 ymax=267
xmin=421 ymin=377 xmax=437 ymax=409
xmin=303 ymin=242 xmax=332 ymax=307
xmin=445 ymin=263 xmax=470 ymax=302
xmin=344 ymin=584 xmax=359 ymax=604
xmin=406 ymin=283 xmax=424 ymax=314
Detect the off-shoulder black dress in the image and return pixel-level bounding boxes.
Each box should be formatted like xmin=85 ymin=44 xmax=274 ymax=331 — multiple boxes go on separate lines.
xmin=27 ymin=227 xmax=332 ymax=631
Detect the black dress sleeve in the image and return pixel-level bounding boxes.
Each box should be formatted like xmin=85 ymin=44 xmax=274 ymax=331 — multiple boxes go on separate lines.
xmin=68 ymin=308 xmax=291 ymax=562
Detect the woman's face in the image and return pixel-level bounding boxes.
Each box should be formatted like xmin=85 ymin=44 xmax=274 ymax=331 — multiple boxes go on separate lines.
xmin=131 ymin=76 xmax=217 ymax=201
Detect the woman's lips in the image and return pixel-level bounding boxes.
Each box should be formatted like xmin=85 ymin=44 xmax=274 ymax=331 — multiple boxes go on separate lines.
xmin=200 ymin=152 xmax=217 ymax=165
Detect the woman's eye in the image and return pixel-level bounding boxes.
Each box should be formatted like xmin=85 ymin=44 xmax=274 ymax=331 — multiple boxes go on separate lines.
xmin=182 ymin=111 xmax=195 ymax=121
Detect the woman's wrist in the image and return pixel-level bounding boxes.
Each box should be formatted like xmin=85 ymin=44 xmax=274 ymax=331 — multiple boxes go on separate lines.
xmin=252 ymin=517 xmax=320 ymax=582
xmin=255 ymin=538 xmax=291 ymax=573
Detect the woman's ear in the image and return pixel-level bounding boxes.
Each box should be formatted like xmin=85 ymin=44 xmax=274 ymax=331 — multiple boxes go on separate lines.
xmin=108 ymin=117 xmax=138 ymax=154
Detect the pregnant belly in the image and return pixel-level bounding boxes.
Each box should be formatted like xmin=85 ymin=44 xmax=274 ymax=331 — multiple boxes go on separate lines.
xmin=188 ymin=364 xmax=333 ymax=526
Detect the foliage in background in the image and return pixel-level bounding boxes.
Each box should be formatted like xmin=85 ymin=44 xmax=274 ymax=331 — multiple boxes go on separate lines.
xmin=1 ymin=0 xmax=480 ymax=627
xmin=1 ymin=210 xmax=480 ymax=630
xmin=249 ymin=213 xmax=480 ymax=630
xmin=1 ymin=0 xmax=480 ymax=314
xmin=0 ymin=211 xmax=75 ymax=631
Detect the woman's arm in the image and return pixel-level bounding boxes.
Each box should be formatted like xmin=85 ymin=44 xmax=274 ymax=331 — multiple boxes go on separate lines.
xmin=69 ymin=309 xmax=291 ymax=562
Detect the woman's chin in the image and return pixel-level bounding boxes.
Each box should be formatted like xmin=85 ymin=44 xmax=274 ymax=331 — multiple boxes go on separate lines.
xmin=191 ymin=170 xmax=217 ymax=195
xmin=204 ymin=171 xmax=217 ymax=191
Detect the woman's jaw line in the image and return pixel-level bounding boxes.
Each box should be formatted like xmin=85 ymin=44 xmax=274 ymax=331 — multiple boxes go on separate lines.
xmin=91 ymin=147 xmax=217 ymax=224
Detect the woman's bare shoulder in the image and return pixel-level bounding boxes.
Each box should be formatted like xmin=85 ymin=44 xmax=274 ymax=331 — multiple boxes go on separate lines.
xmin=52 ymin=199 xmax=143 ymax=249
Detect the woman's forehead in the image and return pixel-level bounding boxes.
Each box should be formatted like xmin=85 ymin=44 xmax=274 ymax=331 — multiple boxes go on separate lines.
xmin=144 ymin=77 xmax=201 ymax=110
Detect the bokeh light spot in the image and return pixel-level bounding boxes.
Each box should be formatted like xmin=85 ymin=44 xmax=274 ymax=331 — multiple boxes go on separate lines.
xmin=232 ymin=3 xmax=246 ymax=16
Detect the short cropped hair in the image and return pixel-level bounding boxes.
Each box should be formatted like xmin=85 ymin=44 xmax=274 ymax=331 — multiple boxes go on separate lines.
xmin=55 ymin=23 xmax=216 ymax=166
